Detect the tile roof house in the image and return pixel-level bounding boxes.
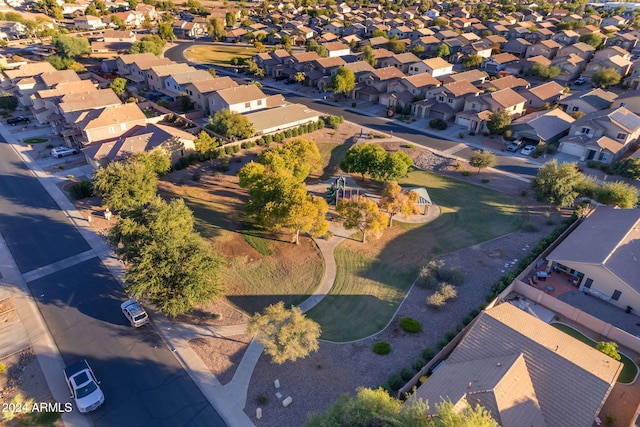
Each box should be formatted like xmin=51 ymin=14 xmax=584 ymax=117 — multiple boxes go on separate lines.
xmin=126 ymin=57 xmax=173 ymax=84
xmin=146 ymin=63 xmax=194 ymax=92
xmin=408 ymin=57 xmax=453 ymax=78
xmin=244 ymin=103 xmax=320 ymax=135
xmin=1 ymin=62 xmax=57 ymax=105
xmin=65 ymin=103 xmax=147 ymax=145
xmin=551 ymin=53 xmax=587 ymax=83
xmin=546 ymin=206 xmax=640 ymax=311
xmin=510 ymin=108 xmax=575 ymax=144
xmin=413 ymin=80 xmax=481 ymax=120
xmin=163 ymin=70 xmax=214 ymax=97
xmin=611 ymin=89 xmax=640 ymax=115
xmin=456 ymin=88 xmax=527 ymax=132
xmin=584 ymin=51 xmax=633 ymax=79
xmin=411 ymin=302 xmax=622 ymax=427
xmin=439 ymin=69 xmax=488 ymax=86
xmin=116 ymin=53 xmax=158 ymax=77
xmin=482 ymin=52 xmax=520 ymax=76
xmin=353 ymin=66 xmax=405 ymax=102
xmin=482 ymin=75 xmax=530 ymax=92
xmin=208 ymin=84 xmax=268 ymax=114
xmin=558 ymin=88 xmax=618 ymax=115
xmin=557 ymin=107 xmax=640 ymax=163
xmin=525 ymin=39 xmax=562 ymax=59
xmin=378 ymin=52 xmax=421 ymax=74
xmin=520 ymin=81 xmax=566 ymax=109
xmin=30 ymin=80 xmax=98 ymax=125
xmin=380 ymin=73 xmax=440 ymax=110
xmin=183 ymin=77 xmax=238 ymax=114
xmin=322 ymin=41 xmax=351 ymax=58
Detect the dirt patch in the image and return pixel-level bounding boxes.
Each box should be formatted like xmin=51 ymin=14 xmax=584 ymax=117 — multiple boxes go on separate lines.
xmin=189 ymin=334 xmax=252 ymax=385
xmin=175 ymin=299 xmax=250 ymax=327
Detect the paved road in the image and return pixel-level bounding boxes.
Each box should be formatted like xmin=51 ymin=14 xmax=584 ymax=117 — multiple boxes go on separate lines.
xmin=0 ymin=140 xmax=226 ymax=426
xmin=165 ymin=41 xmax=540 ymax=178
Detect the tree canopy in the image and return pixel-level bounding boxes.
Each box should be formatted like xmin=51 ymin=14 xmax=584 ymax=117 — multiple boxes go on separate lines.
xmin=208 ymin=17 xmax=226 ymax=40
xmin=305 ymin=387 xmax=499 ymax=427
xmin=379 ymin=181 xmax=419 ymax=227
xmin=531 ymin=160 xmax=584 ymax=207
xmin=92 ymin=160 xmax=158 ymax=210
xmin=207 ymin=109 xmax=255 ymax=139
xmin=579 ymin=33 xmax=603 ymax=48
xmin=109 ymin=197 xmax=224 ymax=316
xmin=158 ymin=22 xmax=176 ymax=40
xmin=486 ymin=109 xmax=512 ymax=134
xmin=328 ymin=66 xmax=356 ymax=95
xmin=469 ymin=150 xmax=496 ymax=174
xmin=386 ymin=36 xmax=406 ymax=53
xmin=52 ymin=34 xmax=90 ymax=58
xmin=129 ymin=35 xmax=166 ymax=55
xmin=362 ymin=45 xmax=377 ymax=67
xmin=596 ymin=341 xmax=621 ymax=361
xmin=591 ymin=68 xmax=621 ymax=88
xmin=340 ymin=144 xmax=412 ymax=181
xmin=259 ymin=137 xmax=322 ymax=182
xmin=248 ymin=302 xmax=321 ymax=364
xmin=0 ymin=93 xmax=18 ymax=111
xmin=615 ymin=158 xmax=640 ymax=180
xmin=434 ymin=43 xmax=450 ymax=58
xmin=109 ymin=77 xmax=127 ymax=95
xmin=336 ymin=195 xmax=387 ymax=243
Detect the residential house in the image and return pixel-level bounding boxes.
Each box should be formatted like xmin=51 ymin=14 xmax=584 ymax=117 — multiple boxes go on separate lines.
xmin=146 ymin=63 xmax=193 ymax=92
xmin=4 ymin=66 xmax=79 ymax=107
xmin=388 ymin=25 xmax=412 ymax=39
xmin=482 ymin=75 xmax=530 ymax=92
xmin=502 ymin=38 xmax=531 ymax=58
xmin=411 ymin=303 xmax=621 ymax=427
xmin=608 ymin=32 xmax=639 ymax=53
xmin=65 ymin=103 xmax=147 ymax=146
xmin=408 ymin=57 xmax=453 ymax=78
xmin=557 ymin=107 xmax=640 ymax=163
xmin=412 ymin=80 xmax=481 ymax=120
xmin=323 ymin=22 xmax=344 ymax=36
xmin=556 ymin=42 xmax=596 ymax=62
xmin=245 ymin=103 xmax=320 ymax=135
xmin=30 ymin=80 xmax=97 ymax=124
xmin=225 ymin=28 xmax=247 ymax=43
xmin=602 ymin=15 xmax=627 ymax=28
xmin=584 ymin=47 xmax=633 ymax=79
xmin=74 ymin=15 xmax=106 ymax=30
xmin=308 ymin=57 xmax=347 ymax=90
xmin=411 ymin=36 xmax=441 ymax=56
xmin=380 ymin=72 xmax=440 ymax=110
xmin=456 ymin=88 xmax=527 ymax=132
xmin=354 ymin=67 xmax=405 ymax=102
xmin=559 ymin=88 xmax=617 ymax=114
xmin=552 ymin=29 xmax=580 ymax=46
xmin=116 ymin=53 xmax=158 ymax=77
xmin=551 ymin=53 xmax=587 ymax=83
xmin=208 ymin=84 xmax=268 ymax=114
xmin=482 ymin=52 xmax=520 ymax=76
xmin=102 ymin=11 xmax=142 ymax=28
xmin=323 ymin=41 xmax=351 ymax=58
xmin=164 ymin=70 xmax=213 ymax=97
xmin=62 ymin=3 xmax=87 ymax=17
xmin=510 ymin=108 xmax=574 ymax=144
xmin=439 ymin=69 xmax=488 ymax=86
xmin=378 ymin=52 xmax=420 ymax=73
xmin=547 ymin=207 xmax=640 ymax=311
xmin=173 ymin=19 xmax=209 ymax=39
xmin=103 ymin=30 xmax=136 ymax=43
xmin=611 ymin=90 xmax=640 ymax=115
xmin=183 ymin=77 xmax=238 ymax=113
xmin=520 ymin=81 xmax=566 ymax=109
xmin=459 ymin=41 xmax=493 ymax=59
xmin=341 ymin=61 xmax=376 ymax=84
xmin=525 ymin=39 xmax=562 ymax=59
xmin=127 ymin=57 xmax=173 ymax=85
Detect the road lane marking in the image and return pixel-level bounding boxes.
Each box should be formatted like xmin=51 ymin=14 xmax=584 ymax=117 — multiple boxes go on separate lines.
xmin=23 ymin=250 xmax=97 ymax=283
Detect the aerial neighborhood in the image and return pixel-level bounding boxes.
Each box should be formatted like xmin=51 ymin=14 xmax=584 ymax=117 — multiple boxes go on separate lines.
xmin=1 ymin=0 xmax=640 ymax=425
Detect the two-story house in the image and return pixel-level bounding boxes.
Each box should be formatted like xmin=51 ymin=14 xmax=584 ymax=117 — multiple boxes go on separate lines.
xmin=30 ymin=80 xmax=97 ymax=125
xmin=163 ymin=70 xmax=213 ymax=97
xmin=525 ymin=39 xmax=562 ymax=59
xmin=510 ymin=108 xmax=575 ymax=145
xmin=558 ymin=107 xmax=640 ymax=163
xmin=559 ymin=88 xmax=617 ymax=114
xmin=208 ymin=84 xmax=268 ymax=114
xmin=482 ymin=52 xmax=520 ymax=76
xmin=456 ymin=87 xmax=527 ymax=132
xmin=183 ymin=77 xmax=238 ymax=113
xmin=407 ymin=57 xmax=453 ymax=77
xmin=146 ymin=63 xmax=193 ymax=92
xmin=354 ymin=67 xmax=405 ymax=102
xmin=413 ymin=80 xmax=481 ymax=120
xmin=378 ymin=52 xmax=421 ymax=74
xmin=520 ymin=81 xmax=566 ymax=109
xmin=379 ymin=73 xmax=440 ymax=110
xmin=66 ymin=103 xmax=147 ymax=146
xmin=116 ymin=53 xmax=160 ymax=78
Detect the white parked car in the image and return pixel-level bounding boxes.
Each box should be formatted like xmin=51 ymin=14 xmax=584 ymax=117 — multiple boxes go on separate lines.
xmin=64 ymin=360 xmax=104 ymax=413
xmin=51 ymin=146 xmax=79 ymax=158
xmin=520 ymin=145 xmax=537 ymax=156
xmin=121 ymin=299 xmax=149 ymax=327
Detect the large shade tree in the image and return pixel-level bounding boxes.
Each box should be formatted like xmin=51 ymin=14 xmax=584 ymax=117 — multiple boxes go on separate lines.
xmin=531 ymin=160 xmax=585 ymax=207
xmin=379 ymin=181 xmax=419 ymax=227
xmin=336 ymin=195 xmax=387 ymax=243
xmin=328 ymin=66 xmax=356 ymax=96
xmin=92 ymin=160 xmax=158 ymax=210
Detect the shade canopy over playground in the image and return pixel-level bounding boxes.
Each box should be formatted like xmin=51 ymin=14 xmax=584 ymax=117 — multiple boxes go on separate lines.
xmin=404 ymin=187 xmax=432 ymax=215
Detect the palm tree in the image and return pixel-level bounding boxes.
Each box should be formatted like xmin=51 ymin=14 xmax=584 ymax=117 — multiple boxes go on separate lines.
xmin=294 ymin=72 xmax=306 ymax=85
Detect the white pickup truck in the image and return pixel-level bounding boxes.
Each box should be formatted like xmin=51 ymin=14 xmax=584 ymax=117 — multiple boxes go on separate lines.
xmin=64 ymin=360 xmax=105 ymax=413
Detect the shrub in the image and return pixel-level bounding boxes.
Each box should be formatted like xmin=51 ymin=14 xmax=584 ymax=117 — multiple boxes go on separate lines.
xmin=386 ymin=373 xmax=403 ymax=391
xmin=326 ymin=115 xmax=344 ymax=129
xmin=69 ymin=181 xmax=93 ymax=200
xmin=522 ymin=223 xmax=539 ymax=232
xmin=481 ymin=178 xmax=490 ymax=183
xmin=264 ymin=134 xmax=273 ymax=144
xmin=444 ymin=330 xmax=457 ymax=341
xmin=373 ymin=341 xmax=391 ymax=355
xmin=317 ymin=119 xmax=325 ymax=129
xmin=400 ymin=367 xmax=414 ymax=381
xmin=224 ymin=145 xmax=234 ymax=155
xmin=400 ymin=317 xmax=422 ymax=333
xmin=437 ymin=338 xmax=449 ymax=349
xmin=586 ymin=159 xmax=599 ymax=168
xmin=520 ymin=189 xmax=528 ymax=197
xmin=232 ymin=145 xmax=240 ymax=153
xmin=462 ymin=315 xmax=472 ymax=325
xmin=428 ymin=118 xmax=447 ymax=130
xmin=422 ymin=347 xmax=435 ymax=360
xmin=0 ymin=362 xmax=5 ymax=373
xmin=413 ymin=357 xmax=426 ymax=371
xmin=461 ymin=171 xmax=471 ymax=176
xmin=406 ymin=143 xmax=415 ymax=149
xmin=546 ymin=144 xmax=557 ymax=154
xmin=427 ymin=283 xmax=458 ymax=307
xmin=503 ymin=129 xmax=512 ymax=139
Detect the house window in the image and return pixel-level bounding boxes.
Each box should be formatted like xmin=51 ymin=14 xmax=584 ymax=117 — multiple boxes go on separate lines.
xmin=257 ymin=100 xmax=262 ymax=105
xmin=584 ymin=278 xmax=593 ymax=288
xmin=581 ymin=127 xmax=592 ymax=135
xmin=108 ymin=126 xmax=115 ymax=134
xmin=621 ymin=102 xmax=626 ymax=107
xmin=438 ymin=96 xmax=444 ymax=102
xmin=245 ymin=102 xmax=250 ymax=108
xmin=572 ymin=106 xmax=579 ymax=112
xmin=472 ymin=103 xmax=477 ymax=109
xmin=120 ymin=123 xmax=127 ymax=131
xmin=448 ymin=99 xmax=452 ymax=103
xmin=612 ymin=290 xmax=621 ymax=301
xmin=616 ymin=132 xmax=626 ymax=140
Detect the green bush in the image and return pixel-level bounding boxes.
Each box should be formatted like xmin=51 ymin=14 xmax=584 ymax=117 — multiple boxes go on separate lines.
xmin=444 ymin=330 xmax=457 ymax=341
xmin=224 ymin=145 xmax=234 ymax=155
xmin=586 ymin=159 xmax=599 ymax=168
xmin=546 ymin=144 xmax=557 ymax=154
xmin=413 ymin=357 xmax=426 ymax=371
xmin=437 ymin=338 xmax=449 ymax=349
xmin=400 ymin=317 xmax=422 ymax=333
xmin=317 ymin=119 xmax=325 ymax=129
xmin=373 ymin=341 xmax=391 ymax=355
xmin=429 ymin=118 xmax=447 ymax=129
xmin=461 ymin=171 xmax=471 ymax=176
xmin=400 ymin=366 xmax=413 ymax=381
xmin=69 ymin=181 xmax=93 ymax=200
xmin=326 ymin=115 xmax=344 ymax=129
xmin=422 ymin=347 xmax=435 ymax=360
xmin=481 ymin=178 xmax=490 ymax=183
xmin=386 ymin=373 xmax=403 ymax=391
xmin=264 ymin=134 xmax=273 ymax=144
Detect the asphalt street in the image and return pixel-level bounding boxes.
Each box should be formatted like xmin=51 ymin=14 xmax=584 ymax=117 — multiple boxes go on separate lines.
xmin=0 ymin=140 xmax=226 ymax=426
xmin=164 ymin=41 xmax=540 ymax=178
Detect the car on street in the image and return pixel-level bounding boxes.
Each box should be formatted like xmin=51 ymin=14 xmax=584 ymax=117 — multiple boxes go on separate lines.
xmin=50 ymin=147 xmax=79 ymax=158
xmin=506 ymin=140 xmax=523 ymax=152
xmin=64 ymin=359 xmax=104 ymax=413
xmin=521 ymin=145 xmax=537 ymax=156
xmin=6 ymin=116 xmax=30 ymax=126
xmin=574 ymin=77 xmax=586 ymax=85
xmin=121 ymin=299 xmax=149 ymax=327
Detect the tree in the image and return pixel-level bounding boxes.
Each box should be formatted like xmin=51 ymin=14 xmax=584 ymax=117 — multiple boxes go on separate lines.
xmin=130 ymin=149 xmax=171 ymax=176
xmin=193 ymin=130 xmax=220 ymax=162
xmin=253 ymin=41 xmax=265 ymax=53
xmin=0 ymin=93 xmax=18 ymax=111
xmin=92 ymin=160 xmax=157 ymax=210
xmin=207 ymin=109 xmax=255 ymax=139
xmin=110 ymin=16 xmax=127 ymax=30
xmin=469 ymin=150 xmax=496 ymax=174
xmin=84 ymin=5 xmax=99 ymax=16
xmin=362 ymin=45 xmax=377 ymax=67
xmin=411 ymin=44 xmax=425 ymax=57
xmin=36 ymin=0 xmax=63 ymax=19
xmin=615 ymin=158 xmax=640 ymax=180
xmin=259 ymin=138 xmax=322 ymax=182
xmin=434 ymin=43 xmax=450 ymax=58
xmin=129 ymin=0 xmax=138 ymax=9
xmin=596 ymin=341 xmax=621 ymax=361
xmin=595 ymin=181 xmax=639 ymax=208
xmin=432 ymin=17 xmax=448 ymax=27
xmin=579 ymin=33 xmax=603 ymax=48
xmin=328 ymin=66 xmax=356 ymax=96
xmin=379 ymin=181 xmax=419 ymax=227
xmin=109 ymin=197 xmax=223 ymax=317
xmin=531 ymin=160 xmax=585 ymax=207
xmin=247 ymin=302 xmax=321 ymax=364
xmin=336 ymin=195 xmax=387 ymax=243
xmin=376 ymin=151 xmax=413 ymax=181
xmin=208 ymin=17 xmax=225 ymax=40
xmin=486 ymin=109 xmax=512 ymax=134
xmin=386 ymin=36 xmax=406 ymax=53
xmin=129 ymin=35 xmax=165 ymax=55
xmin=294 ymin=71 xmax=306 ymax=84
xmin=52 ymin=34 xmax=90 ymax=58
xmin=527 ymin=62 xmax=561 ymax=80
xmin=225 ymin=11 xmax=237 ymax=27
xmin=592 ymin=68 xmax=622 ymax=88
xmin=340 ymin=143 xmax=387 ymax=180
xmin=305 ymin=387 xmax=500 ymax=427
xmin=109 ymin=77 xmax=127 ymax=95
xmin=177 ymin=93 xmax=194 ymax=112
xmin=462 ymin=54 xmax=482 ymax=68
xmin=371 ymin=29 xmax=389 ymax=39
xmin=158 ymin=22 xmax=176 ymax=40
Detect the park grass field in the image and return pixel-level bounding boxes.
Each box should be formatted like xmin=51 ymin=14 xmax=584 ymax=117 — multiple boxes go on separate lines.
xmin=312 ymin=142 xmax=353 ymax=181
xmin=184 ymin=44 xmax=259 ymax=67
xmin=552 ymin=322 xmax=638 ymax=384
xmin=307 ymin=169 xmax=528 ymax=341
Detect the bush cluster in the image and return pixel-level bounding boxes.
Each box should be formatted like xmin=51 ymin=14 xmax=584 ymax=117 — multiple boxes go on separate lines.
xmin=400 ymin=317 xmax=422 ymax=333
xmin=428 ymin=118 xmax=447 ymax=130
xmin=419 ymin=260 xmax=464 ymax=289
xmin=427 ymin=283 xmax=458 ymax=307
xmin=69 ymin=181 xmax=93 ymax=200
xmin=326 ymin=115 xmax=344 ymax=129
xmin=373 ymin=341 xmax=391 ymax=355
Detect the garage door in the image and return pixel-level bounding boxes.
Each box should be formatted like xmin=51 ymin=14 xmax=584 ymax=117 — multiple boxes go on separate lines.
xmin=456 ymin=117 xmax=470 ymax=127
xmin=559 ymin=142 xmax=584 ymax=157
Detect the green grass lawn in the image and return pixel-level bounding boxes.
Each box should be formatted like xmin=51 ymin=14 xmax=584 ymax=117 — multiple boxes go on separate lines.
xmin=184 ymin=45 xmax=259 ymax=67
xmin=307 ymin=169 xmax=528 ymax=341
xmin=313 ymin=142 xmax=352 ymax=181
xmin=23 ymin=138 xmax=48 ymax=144
xmin=552 ymin=323 xmax=638 ymax=384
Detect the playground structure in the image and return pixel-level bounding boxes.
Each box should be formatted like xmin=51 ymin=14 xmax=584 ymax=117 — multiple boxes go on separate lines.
xmin=326 ymin=176 xmax=362 ymax=205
